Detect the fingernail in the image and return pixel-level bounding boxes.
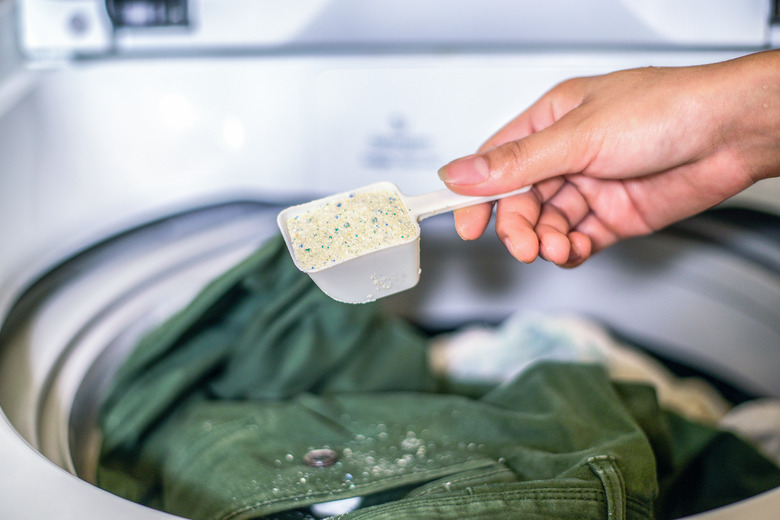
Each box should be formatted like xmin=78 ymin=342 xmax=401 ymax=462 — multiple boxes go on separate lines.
xmin=455 ymin=221 xmax=468 ymax=240
xmin=438 ymin=154 xmax=489 ymax=185
xmin=503 ymin=236 xmax=514 ymax=256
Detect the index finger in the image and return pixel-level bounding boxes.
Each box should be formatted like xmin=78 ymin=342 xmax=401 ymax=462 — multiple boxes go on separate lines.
xmin=439 ymin=112 xmax=593 ymax=197
xmin=478 ymin=77 xmax=589 ymax=153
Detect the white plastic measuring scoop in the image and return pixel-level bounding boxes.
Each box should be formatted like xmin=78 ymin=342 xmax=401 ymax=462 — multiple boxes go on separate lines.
xmin=277 ymin=181 xmax=530 ymax=304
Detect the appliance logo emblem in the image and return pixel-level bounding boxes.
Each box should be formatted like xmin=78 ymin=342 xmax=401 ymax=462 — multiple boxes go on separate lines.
xmin=362 ymin=114 xmax=438 ymax=171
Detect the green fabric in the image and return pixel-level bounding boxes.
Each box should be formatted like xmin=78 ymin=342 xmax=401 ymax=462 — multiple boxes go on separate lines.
xmin=97 ymin=235 xmax=780 ymax=520
xmin=98 ymin=236 xmax=436 ymax=507
xmin=159 ymin=363 xmax=657 ymax=520
xmin=656 ymin=411 xmax=780 ymax=519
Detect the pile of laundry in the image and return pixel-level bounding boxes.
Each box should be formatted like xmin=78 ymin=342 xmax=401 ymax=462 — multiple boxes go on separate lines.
xmin=97 ymin=236 xmax=780 ymax=520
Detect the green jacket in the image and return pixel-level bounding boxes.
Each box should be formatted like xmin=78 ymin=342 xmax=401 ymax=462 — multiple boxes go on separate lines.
xmin=98 ymin=236 xmax=780 ymax=520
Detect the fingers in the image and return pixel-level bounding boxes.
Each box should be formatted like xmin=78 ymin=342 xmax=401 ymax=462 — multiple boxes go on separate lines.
xmin=439 ymin=76 xmax=594 ymax=260
xmin=494 ymin=188 xmax=544 ymax=263
xmin=495 ymin=177 xmax=597 ymax=266
xmin=453 ymin=181 xmax=555 ymax=261
xmin=559 ymin=231 xmax=592 ymax=268
xmin=534 ymin=180 xmax=590 ymax=263
xmin=453 ymin=203 xmax=493 ymax=240
xmin=452 ymin=177 xmax=602 ymax=266
xmin=493 ymin=178 xmax=559 ymax=263
xmin=570 ymin=212 xmax=620 ymax=255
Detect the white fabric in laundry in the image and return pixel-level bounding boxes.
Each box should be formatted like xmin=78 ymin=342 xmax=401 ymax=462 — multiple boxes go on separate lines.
xmin=719 ymin=399 xmax=780 ymax=467
xmin=429 ymin=311 xmax=731 ymax=424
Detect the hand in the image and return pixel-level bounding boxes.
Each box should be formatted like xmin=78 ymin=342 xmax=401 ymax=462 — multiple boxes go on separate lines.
xmin=437 ymin=50 xmax=780 ymax=267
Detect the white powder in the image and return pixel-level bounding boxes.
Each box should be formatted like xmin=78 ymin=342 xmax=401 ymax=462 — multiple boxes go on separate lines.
xmin=286 ymin=188 xmax=417 ymax=271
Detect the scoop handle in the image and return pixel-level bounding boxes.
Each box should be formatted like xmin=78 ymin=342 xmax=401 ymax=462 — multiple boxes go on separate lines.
xmin=405 ymin=185 xmax=532 ymax=222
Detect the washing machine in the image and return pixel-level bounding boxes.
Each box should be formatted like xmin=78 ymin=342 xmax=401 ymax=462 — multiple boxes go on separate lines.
xmin=2 ymin=1 xmax=780 ymax=518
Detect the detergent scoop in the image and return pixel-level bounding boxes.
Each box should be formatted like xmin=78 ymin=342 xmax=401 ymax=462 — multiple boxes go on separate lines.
xmin=277 ymin=181 xmax=530 ymax=303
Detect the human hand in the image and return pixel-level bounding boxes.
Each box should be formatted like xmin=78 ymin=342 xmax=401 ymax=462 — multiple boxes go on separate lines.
xmin=437 ymin=50 xmax=780 ymax=267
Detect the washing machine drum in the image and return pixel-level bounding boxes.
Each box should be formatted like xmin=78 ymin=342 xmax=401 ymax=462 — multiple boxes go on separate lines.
xmin=1 ymin=201 xmax=779 ymax=519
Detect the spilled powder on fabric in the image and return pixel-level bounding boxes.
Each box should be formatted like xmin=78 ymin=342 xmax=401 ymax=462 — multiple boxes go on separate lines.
xmin=286 ymin=189 xmax=416 ymax=271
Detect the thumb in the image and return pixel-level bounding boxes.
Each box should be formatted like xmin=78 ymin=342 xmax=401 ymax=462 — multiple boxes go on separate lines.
xmin=438 ymin=120 xmax=587 ymax=196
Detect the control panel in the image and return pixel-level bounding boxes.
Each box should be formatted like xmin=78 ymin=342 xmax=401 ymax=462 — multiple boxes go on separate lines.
xmin=15 ymin=0 xmax=777 ymax=61
xmin=106 ymin=0 xmax=188 ymax=28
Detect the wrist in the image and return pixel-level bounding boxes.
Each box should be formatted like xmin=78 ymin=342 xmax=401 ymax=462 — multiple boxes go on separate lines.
xmin=718 ymin=50 xmax=780 ymax=182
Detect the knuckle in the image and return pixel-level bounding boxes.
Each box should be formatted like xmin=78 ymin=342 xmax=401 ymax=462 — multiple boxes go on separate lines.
xmin=486 ymin=140 xmax=526 ymax=177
